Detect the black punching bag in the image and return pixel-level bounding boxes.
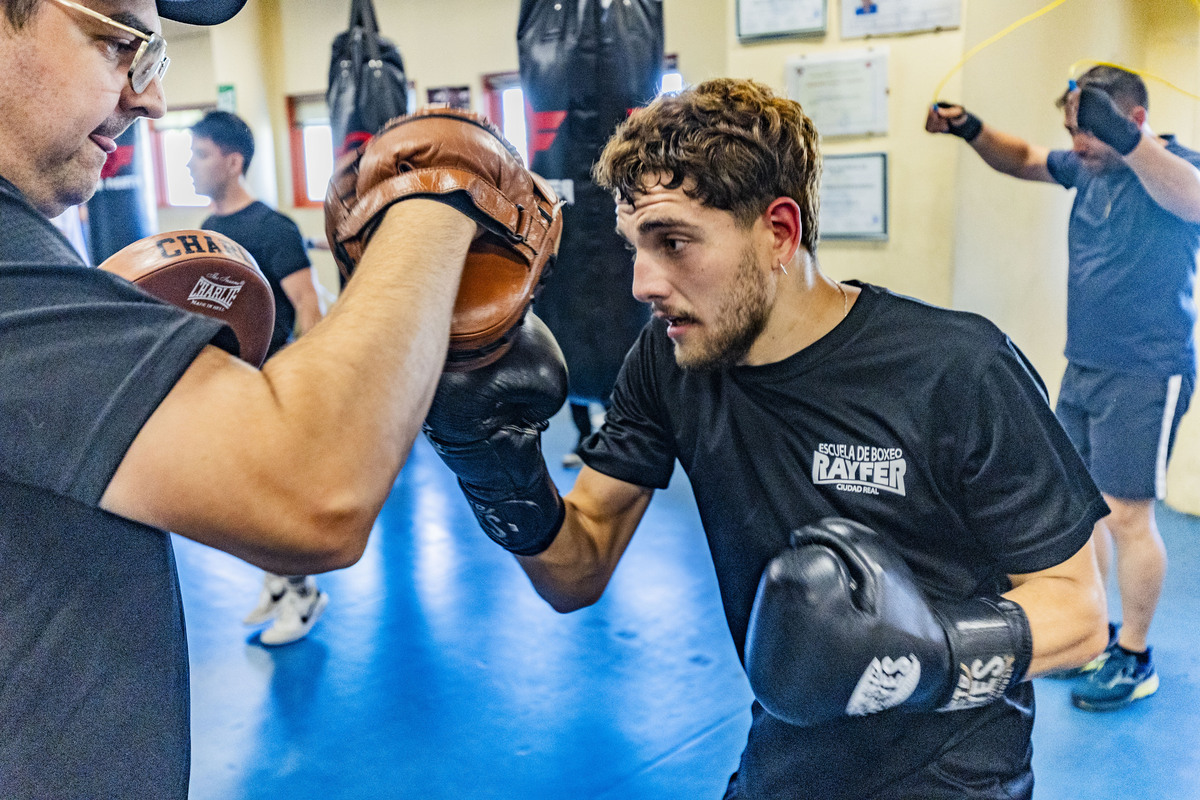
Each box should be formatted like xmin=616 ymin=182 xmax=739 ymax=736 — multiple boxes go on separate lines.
xmin=519 ymin=0 xmax=662 ymax=405
xmin=86 ymin=121 xmax=155 ymax=264
xmin=327 ymin=0 xmax=409 ymax=157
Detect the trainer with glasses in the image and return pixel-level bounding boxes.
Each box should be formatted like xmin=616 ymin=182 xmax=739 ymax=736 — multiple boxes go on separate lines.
xmin=423 ymin=78 xmax=1109 ymax=799
xmin=0 ymin=0 xmax=559 ymax=797
xmin=927 ymin=65 xmax=1200 ymax=712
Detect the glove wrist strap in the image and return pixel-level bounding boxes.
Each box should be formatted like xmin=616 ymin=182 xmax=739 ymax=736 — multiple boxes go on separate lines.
xmin=458 ymin=471 xmax=564 ymax=556
xmin=934 ymin=596 xmax=1033 ymax=712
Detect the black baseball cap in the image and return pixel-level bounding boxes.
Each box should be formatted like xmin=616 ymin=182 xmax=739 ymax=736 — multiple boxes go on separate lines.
xmin=157 ymin=0 xmax=249 ymax=25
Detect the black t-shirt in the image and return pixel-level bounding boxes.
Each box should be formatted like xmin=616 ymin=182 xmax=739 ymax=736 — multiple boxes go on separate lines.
xmin=202 ymin=201 xmax=312 ymax=357
xmin=581 ymin=282 xmax=1107 ymax=798
xmin=0 ymin=175 xmax=234 ymax=799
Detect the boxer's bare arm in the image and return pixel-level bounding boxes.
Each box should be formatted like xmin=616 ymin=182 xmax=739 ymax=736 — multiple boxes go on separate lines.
xmin=101 ymin=200 xmax=473 ymax=574
xmin=515 ymin=466 xmax=654 ymax=612
xmin=1005 ymin=538 xmax=1108 ymax=677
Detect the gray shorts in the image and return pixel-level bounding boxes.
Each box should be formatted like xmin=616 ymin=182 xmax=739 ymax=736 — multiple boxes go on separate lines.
xmin=1055 ymin=363 xmax=1193 ymax=500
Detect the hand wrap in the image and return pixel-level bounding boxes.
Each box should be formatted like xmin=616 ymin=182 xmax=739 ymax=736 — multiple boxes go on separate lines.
xmin=1076 ymin=86 xmax=1141 ymax=156
xmin=934 ymin=102 xmax=983 ymax=143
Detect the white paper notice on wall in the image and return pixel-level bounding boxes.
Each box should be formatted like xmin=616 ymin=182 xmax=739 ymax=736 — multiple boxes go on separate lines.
xmin=786 ymin=49 xmax=889 ymax=138
xmin=737 ymin=0 xmax=826 ymax=40
xmin=840 ymin=0 xmax=961 ymax=39
xmin=820 ymin=153 xmax=888 ymax=240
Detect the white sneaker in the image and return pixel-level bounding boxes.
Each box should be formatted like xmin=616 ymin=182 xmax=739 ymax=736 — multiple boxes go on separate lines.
xmin=259 ymin=581 xmax=328 ymax=646
xmin=242 ymin=574 xmax=289 ymax=626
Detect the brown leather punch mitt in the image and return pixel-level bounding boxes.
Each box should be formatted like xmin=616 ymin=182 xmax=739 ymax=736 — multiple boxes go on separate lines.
xmin=325 ymin=107 xmax=564 ymax=371
xmin=100 ymin=229 xmax=275 ymax=367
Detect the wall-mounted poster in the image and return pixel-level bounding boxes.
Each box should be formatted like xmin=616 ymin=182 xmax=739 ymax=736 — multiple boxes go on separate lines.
xmin=737 ymin=0 xmax=826 ymax=41
xmin=427 ymin=86 xmax=472 ymax=111
xmin=820 ymin=152 xmax=888 ymax=240
xmin=841 ymin=0 xmax=961 ymax=39
xmin=786 ymin=48 xmax=889 ymax=137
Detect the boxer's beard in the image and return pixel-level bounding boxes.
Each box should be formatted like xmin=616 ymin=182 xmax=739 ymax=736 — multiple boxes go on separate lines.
xmin=676 ymin=245 xmax=771 ymax=371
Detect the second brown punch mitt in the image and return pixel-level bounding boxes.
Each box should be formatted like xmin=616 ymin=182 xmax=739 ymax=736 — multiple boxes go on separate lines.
xmin=325 ymin=107 xmax=563 ymax=370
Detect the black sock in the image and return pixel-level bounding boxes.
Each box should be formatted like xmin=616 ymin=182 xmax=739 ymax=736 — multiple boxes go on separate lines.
xmin=1116 ymin=644 xmax=1151 ymax=664
xmin=286 ymin=576 xmax=311 ymax=594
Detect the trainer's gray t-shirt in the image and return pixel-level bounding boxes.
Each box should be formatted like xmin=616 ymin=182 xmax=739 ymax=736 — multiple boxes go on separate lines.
xmin=0 ymin=175 xmax=231 ymax=798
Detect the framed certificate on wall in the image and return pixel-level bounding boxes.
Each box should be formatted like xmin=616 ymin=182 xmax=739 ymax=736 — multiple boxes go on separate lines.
xmin=738 ymin=0 xmax=826 ymax=41
xmin=786 ymin=49 xmax=889 ymax=137
xmin=820 ymin=153 xmax=888 ymax=240
xmin=841 ymin=0 xmax=961 ymax=39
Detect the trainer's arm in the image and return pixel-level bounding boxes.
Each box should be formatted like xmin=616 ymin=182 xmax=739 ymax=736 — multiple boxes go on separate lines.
xmin=1004 ymin=537 xmax=1108 ymax=677
xmin=281 ymin=266 xmax=323 ymax=335
xmin=101 ymin=200 xmax=473 ymax=574
xmin=516 ymin=466 xmax=654 ymax=612
xmin=926 ymin=103 xmax=1054 ymax=183
xmin=1065 ymin=87 xmax=1200 ymax=223
xmin=1124 ymin=139 xmax=1200 ymax=223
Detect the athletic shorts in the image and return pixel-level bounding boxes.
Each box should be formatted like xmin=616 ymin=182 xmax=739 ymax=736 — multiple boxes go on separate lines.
xmin=1055 ymin=363 xmax=1193 ymax=500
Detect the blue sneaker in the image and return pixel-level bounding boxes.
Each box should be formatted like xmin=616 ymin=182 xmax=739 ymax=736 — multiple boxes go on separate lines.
xmin=1070 ymin=645 xmax=1158 ymax=711
xmin=1044 ymin=622 xmax=1118 ymax=680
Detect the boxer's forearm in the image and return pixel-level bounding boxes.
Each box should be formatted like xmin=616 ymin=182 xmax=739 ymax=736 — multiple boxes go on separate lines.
xmin=1004 ymin=539 xmax=1108 ymax=677
xmin=516 ymin=467 xmax=653 ymax=612
xmin=281 ymin=267 xmax=323 ymax=335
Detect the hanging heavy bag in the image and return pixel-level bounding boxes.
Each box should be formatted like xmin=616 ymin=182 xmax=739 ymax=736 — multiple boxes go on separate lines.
xmin=327 ymin=0 xmax=409 ymax=157
xmin=519 ymin=0 xmax=662 ymax=183
xmin=518 ymin=0 xmax=662 ymax=405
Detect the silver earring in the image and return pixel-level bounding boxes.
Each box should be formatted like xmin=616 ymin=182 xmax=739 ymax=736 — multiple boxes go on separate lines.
xmin=779 ymin=261 xmax=788 ymax=275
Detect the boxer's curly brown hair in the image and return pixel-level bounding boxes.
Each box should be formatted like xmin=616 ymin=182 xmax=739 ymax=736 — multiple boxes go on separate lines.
xmin=594 ymin=78 xmax=823 ymax=253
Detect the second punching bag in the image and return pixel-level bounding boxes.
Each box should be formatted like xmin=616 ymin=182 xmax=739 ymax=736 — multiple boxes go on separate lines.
xmin=518 ymin=0 xmax=662 ymax=405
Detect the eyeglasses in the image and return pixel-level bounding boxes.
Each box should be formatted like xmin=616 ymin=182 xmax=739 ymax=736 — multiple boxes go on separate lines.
xmin=49 ymin=0 xmax=170 ymax=93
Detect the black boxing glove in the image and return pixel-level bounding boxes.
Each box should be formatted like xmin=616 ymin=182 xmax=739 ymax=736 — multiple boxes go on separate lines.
xmin=744 ymin=518 xmax=1033 ymax=728
xmin=934 ymin=101 xmax=983 ymax=143
xmin=1077 ymin=86 xmax=1142 ymax=156
xmin=423 ymin=314 xmax=568 ymax=556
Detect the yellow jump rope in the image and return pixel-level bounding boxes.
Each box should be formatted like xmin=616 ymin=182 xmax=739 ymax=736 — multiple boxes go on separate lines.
xmin=931 ymin=0 xmax=1200 ymax=107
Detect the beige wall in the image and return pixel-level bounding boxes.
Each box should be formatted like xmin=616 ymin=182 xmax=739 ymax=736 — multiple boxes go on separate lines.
xmin=727 ymin=6 xmax=966 ymax=308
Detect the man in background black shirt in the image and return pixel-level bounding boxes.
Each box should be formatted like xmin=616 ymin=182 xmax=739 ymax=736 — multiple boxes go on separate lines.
xmin=190 ymin=109 xmax=328 ymax=645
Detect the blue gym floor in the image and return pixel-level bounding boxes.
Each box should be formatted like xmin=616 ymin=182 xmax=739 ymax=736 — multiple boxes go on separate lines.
xmin=178 ymin=408 xmax=1200 ymax=799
